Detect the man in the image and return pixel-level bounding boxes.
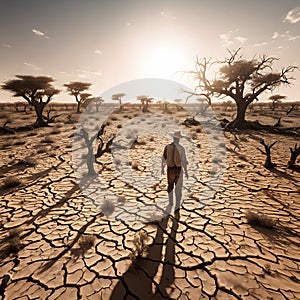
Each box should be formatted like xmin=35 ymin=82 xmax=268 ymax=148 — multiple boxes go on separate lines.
xmin=162 ymin=131 xmax=188 ymax=211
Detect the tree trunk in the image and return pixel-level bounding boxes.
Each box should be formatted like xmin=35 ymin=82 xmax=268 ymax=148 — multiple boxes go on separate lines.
xmin=34 ymin=103 xmax=48 ymax=127
xmin=76 ymin=101 xmax=81 ymax=113
xmin=227 ymin=101 xmax=249 ymax=129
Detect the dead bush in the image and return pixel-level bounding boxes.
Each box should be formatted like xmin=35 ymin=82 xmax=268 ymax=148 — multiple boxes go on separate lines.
xmin=1 ymin=176 xmax=22 ymax=189
xmin=129 ymin=231 xmax=149 ymax=264
xmin=245 ymin=210 xmax=275 ymax=229
xmin=101 ymin=200 xmax=115 ymax=216
xmin=78 ymin=235 xmax=96 ymax=252
xmin=7 ymin=228 xmax=23 ymax=253
xmin=41 ymin=136 xmax=55 ymax=144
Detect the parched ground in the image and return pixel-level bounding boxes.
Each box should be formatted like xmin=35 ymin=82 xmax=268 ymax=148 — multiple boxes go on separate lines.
xmin=0 ymin=102 xmax=299 ymax=300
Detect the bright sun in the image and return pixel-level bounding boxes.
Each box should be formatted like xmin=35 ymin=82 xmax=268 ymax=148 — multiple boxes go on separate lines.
xmin=141 ymin=45 xmax=190 ymax=78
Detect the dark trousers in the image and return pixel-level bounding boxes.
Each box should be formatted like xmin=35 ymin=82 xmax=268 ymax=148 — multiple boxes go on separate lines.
xmin=167 ymin=166 xmax=183 ymax=208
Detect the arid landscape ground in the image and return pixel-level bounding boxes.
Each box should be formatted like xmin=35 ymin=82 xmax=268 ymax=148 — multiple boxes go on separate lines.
xmin=0 ymin=101 xmax=299 ymax=300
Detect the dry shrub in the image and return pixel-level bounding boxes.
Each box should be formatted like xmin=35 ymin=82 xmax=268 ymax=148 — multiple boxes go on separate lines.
xmin=129 ymin=231 xmax=149 ymax=264
xmin=21 ymin=157 xmax=37 ymax=167
xmin=245 ymin=210 xmax=275 ymax=229
xmin=37 ymin=146 xmax=49 ymax=153
xmin=41 ymin=136 xmax=55 ymax=144
xmin=2 ymin=141 xmax=12 ymax=148
xmin=131 ymin=161 xmax=139 ymax=171
xmin=26 ymin=131 xmax=37 ymax=137
xmin=78 ymin=235 xmax=96 ymax=252
xmin=110 ymin=115 xmax=118 ymax=121
xmin=51 ymin=128 xmax=61 ymax=135
xmin=264 ymin=263 xmax=272 ymax=275
xmin=49 ymin=151 xmax=57 ymax=158
xmin=1 ymin=176 xmax=21 ymax=189
xmin=101 ymin=200 xmax=115 ymax=216
xmin=14 ymin=140 xmax=25 ymax=146
xmin=7 ymin=228 xmax=23 ymax=253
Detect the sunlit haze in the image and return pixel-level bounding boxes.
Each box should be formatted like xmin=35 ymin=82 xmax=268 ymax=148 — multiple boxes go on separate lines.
xmin=0 ymin=0 xmax=299 ymax=102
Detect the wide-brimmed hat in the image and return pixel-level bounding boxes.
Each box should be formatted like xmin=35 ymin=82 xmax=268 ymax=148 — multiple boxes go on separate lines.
xmin=172 ymin=131 xmax=185 ymax=139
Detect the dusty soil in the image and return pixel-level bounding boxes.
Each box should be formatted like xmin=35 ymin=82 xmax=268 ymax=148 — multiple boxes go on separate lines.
xmin=0 ymin=102 xmax=299 ymax=300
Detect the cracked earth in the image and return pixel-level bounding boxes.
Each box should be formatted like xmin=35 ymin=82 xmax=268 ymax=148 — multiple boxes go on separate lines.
xmin=0 ymin=103 xmax=299 ymax=300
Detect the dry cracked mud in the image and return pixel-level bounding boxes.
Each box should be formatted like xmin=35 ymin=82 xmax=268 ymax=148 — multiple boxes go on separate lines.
xmin=0 ymin=103 xmax=299 ymax=300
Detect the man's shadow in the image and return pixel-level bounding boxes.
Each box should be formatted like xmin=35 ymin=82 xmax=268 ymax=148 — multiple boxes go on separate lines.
xmin=110 ymin=211 xmax=180 ymax=300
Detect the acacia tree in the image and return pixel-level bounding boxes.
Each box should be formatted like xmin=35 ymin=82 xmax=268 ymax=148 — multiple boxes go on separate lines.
xmin=93 ymin=96 xmax=104 ymax=112
xmin=112 ymin=93 xmax=126 ymax=111
xmin=188 ymin=49 xmax=298 ymax=129
xmin=136 ymin=95 xmax=153 ymax=112
xmin=64 ymin=81 xmax=92 ymax=113
xmin=1 ymin=75 xmax=60 ymax=127
xmin=268 ymin=94 xmax=287 ymax=111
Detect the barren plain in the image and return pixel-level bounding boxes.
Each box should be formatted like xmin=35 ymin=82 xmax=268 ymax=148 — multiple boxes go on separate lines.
xmin=0 ymin=102 xmax=299 ymax=300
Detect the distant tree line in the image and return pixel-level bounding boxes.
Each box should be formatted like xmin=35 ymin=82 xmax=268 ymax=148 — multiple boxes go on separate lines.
xmin=1 ymin=48 xmax=299 ymax=129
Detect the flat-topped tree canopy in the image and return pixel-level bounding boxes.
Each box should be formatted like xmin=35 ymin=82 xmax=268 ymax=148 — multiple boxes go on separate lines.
xmin=64 ymin=81 xmax=92 ymax=96
xmin=2 ymin=75 xmax=59 ymax=102
xmin=112 ymin=93 xmax=126 ymax=102
xmin=112 ymin=93 xmax=126 ymax=111
xmin=136 ymin=95 xmax=153 ymax=112
xmin=1 ymin=75 xmax=60 ymax=127
xmin=64 ymin=81 xmax=92 ymax=113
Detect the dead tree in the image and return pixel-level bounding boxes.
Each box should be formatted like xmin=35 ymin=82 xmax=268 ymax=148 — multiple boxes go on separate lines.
xmin=287 ymin=144 xmax=300 ymax=169
xmin=274 ymin=117 xmax=281 ymax=127
xmin=95 ymin=124 xmax=114 ymax=158
xmin=95 ymin=137 xmax=114 ymax=158
xmin=286 ymin=104 xmax=297 ymax=115
xmin=76 ymin=128 xmax=98 ymax=176
xmin=185 ymin=48 xmax=298 ymax=129
xmin=257 ymin=140 xmax=277 ymax=168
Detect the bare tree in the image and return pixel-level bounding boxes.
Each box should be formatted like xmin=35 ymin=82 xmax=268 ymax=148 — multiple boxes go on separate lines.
xmin=187 ymin=48 xmax=298 ymax=129
xmin=196 ymin=97 xmax=210 ymax=115
xmin=268 ymin=94 xmax=287 ymax=111
xmin=76 ymin=127 xmax=98 ymax=176
xmin=257 ymin=140 xmax=277 ymax=168
xmin=112 ymin=93 xmax=126 ymax=111
xmin=286 ymin=103 xmax=298 ymax=115
xmin=64 ymin=81 xmax=92 ymax=113
xmin=287 ymin=144 xmax=300 ymax=169
xmin=1 ymin=75 xmax=60 ymax=127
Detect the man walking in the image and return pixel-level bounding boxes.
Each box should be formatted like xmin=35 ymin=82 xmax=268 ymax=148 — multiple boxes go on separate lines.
xmin=162 ymin=131 xmax=188 ymax=212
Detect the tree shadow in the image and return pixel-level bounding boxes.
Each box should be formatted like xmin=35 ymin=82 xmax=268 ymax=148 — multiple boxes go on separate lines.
xmin=0 ymin=162 xmax=64 ymax=196
xmin=0 ymin=184 xmax=83 ymax=263
xmin=0 ymin=160 xmax=28 ymax=176
xmin=34 ymin=213 xmax=101 ymax=274
xmin=110 ymin=211 xmax=180 ymax=300
xmin=267 ymin=166 xmax=298 ymax=183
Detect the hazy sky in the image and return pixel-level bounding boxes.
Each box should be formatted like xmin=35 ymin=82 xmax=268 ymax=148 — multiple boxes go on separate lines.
xmin=0 ymin=0 xmax=299 ymax=102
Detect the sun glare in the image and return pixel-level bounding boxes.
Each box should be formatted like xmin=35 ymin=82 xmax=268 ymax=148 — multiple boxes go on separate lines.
xmin=141 ymin=45 xmax=190 ymax=78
